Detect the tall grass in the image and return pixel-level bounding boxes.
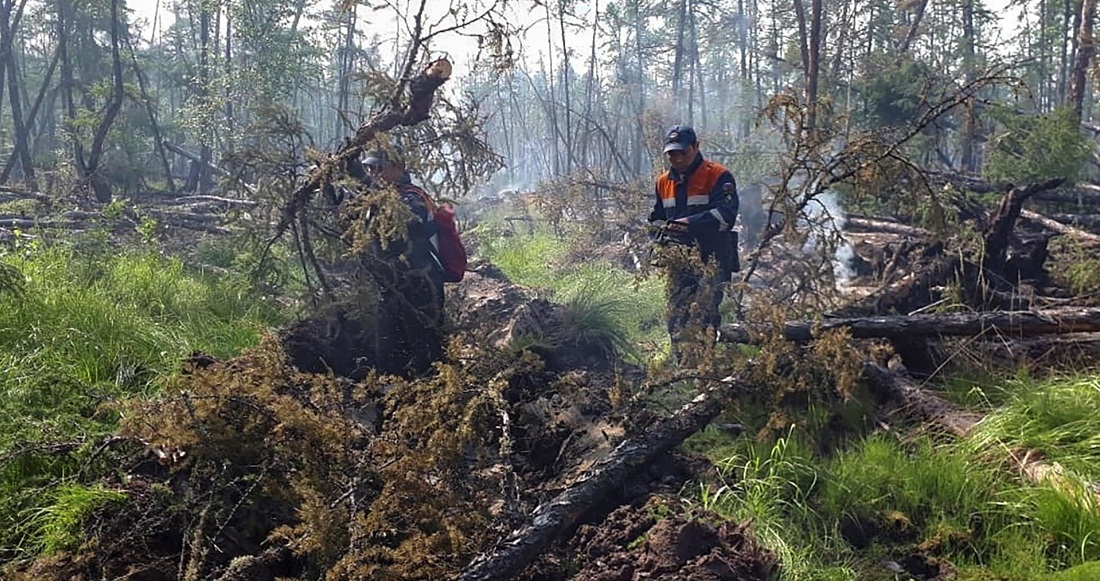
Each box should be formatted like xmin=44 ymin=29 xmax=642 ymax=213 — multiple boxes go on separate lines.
xmin=967 ymin=375 xmax=1100 ymax=481
xmin=0 ymin=242 xmax=289 ymax=558
xmin=704 ymin=425 xmax=1100 ymax=579
xmin=699 ymin=431 xmax=858 ymax=581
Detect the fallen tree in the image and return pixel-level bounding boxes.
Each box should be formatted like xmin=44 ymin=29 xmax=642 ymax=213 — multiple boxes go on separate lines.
xmin=1020 ymin=209 xmax=1100 ymax=247
xmin=719 ymin=307 xmax=1100 ymax=345
xmin=835 ymin=179 xmax=1065 ymax=318
xmin=265 ymin=58 xmax=453 ymax=256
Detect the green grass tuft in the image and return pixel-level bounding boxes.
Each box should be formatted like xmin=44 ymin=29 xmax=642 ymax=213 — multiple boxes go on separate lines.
xmin=967 ymin=375 xmax=1100 ymax=481
xmin=17 ymin=483 xmax=127 ymax=555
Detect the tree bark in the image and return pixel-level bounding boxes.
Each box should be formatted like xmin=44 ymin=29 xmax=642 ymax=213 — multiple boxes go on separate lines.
xmin=960 ymin=0 xmax=978 ymax=171
xmin=805 ymin=0 xmax=823 ymax=130
xmin=720 ymin=307 xmax=1100 ymax=345
xmin=80 ymin=0 xmax=126 ymax=202
xmin=1068 ymin=0 xmax=1096 ymax=119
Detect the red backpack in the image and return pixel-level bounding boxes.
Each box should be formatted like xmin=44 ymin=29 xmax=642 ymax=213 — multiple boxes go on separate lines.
xmin=409 ymin=187 xmax=467 ymax=282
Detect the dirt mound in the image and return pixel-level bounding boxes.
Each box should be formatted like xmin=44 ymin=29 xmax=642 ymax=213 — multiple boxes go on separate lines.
xmin=567 ymin=502 xmax=776 ymax=581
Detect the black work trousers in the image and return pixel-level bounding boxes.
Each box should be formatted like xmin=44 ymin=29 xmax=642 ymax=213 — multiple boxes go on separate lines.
xmin=374 ymin=265 xmax=445 ymax=378
xmin=665 ymin=257 xmax=728 ymax=367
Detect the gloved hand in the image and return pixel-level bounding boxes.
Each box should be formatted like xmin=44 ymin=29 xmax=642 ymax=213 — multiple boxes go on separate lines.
xmin=663 ymin=219 xmax=690 ymax=234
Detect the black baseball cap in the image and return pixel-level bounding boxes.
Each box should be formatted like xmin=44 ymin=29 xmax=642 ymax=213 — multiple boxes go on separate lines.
xmin=663 ymin=125 xmax=698 ymax=153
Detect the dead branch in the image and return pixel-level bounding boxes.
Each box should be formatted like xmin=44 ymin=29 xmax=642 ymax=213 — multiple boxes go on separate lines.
xmin=0 ymin=184 xmax=51 ymax=203
xmin=265 ymin=58 xmax=453 ymax=256
xmin=165 ymin=142 xmax=257 ymax=194
xmin=845 ymin=216 xmax=931 ymax=237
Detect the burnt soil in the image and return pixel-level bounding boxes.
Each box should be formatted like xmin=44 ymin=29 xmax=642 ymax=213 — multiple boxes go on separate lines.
xmin=520 ymin=499 xmax=777 ymax=581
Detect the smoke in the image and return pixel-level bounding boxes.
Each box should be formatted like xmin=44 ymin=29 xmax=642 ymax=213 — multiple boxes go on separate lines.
xmin=818 ymin=190 xmax=856 ymax=287
xmin=805 ymin=189 xmax=856 ymax=288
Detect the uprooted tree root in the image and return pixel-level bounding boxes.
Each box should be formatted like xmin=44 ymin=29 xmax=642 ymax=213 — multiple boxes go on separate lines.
xmin=3 ymin=314 xmax=677 ymax=580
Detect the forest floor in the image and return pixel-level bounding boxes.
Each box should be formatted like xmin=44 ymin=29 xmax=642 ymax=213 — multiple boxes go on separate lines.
xmin=3 ymin=192 xmax=1100 ymax=580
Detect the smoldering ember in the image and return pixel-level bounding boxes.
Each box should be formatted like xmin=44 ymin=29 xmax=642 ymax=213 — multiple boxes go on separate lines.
xmin=2 ymin=1 xmax=1100 ymax=580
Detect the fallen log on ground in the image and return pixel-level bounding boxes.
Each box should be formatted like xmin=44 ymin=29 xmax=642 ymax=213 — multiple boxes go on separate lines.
xmin=1049 ymin=213 xmax=1100 ymax=232
xmin=0 ymin=185 xmax=51 ymax=203
xmin=1032 ymin=186 xmax=1100 ymax=206
xmin=455 ymin=375 xmax=746 ymax=581
xmin=719 ymin=307 xmax=1100 ymax=345
xmin=1020 ymin=209 xmax=1100 ymax=247
xmin=862 ymin=363 xmax=982 ymax=436
xmin=845 ymin=217 xmax=931 ymax=237
xmin=836 ymin=179 xmax=1064 ymax=318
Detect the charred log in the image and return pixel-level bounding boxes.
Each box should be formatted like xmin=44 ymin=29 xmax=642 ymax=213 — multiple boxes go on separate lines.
xmin=719 ymin=307 xmax=1100 ymax=344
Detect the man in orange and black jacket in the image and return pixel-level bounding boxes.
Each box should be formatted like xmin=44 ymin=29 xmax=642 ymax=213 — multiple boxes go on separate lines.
xmin=648 ymin=125 xmax=739 ymax=364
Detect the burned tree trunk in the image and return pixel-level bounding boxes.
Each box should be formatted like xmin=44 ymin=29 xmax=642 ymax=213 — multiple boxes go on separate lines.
xmin=981 ymin=179 xmax=1065 ymax=283
xmin=720 ymin=307 xmax=1100 ymax=345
